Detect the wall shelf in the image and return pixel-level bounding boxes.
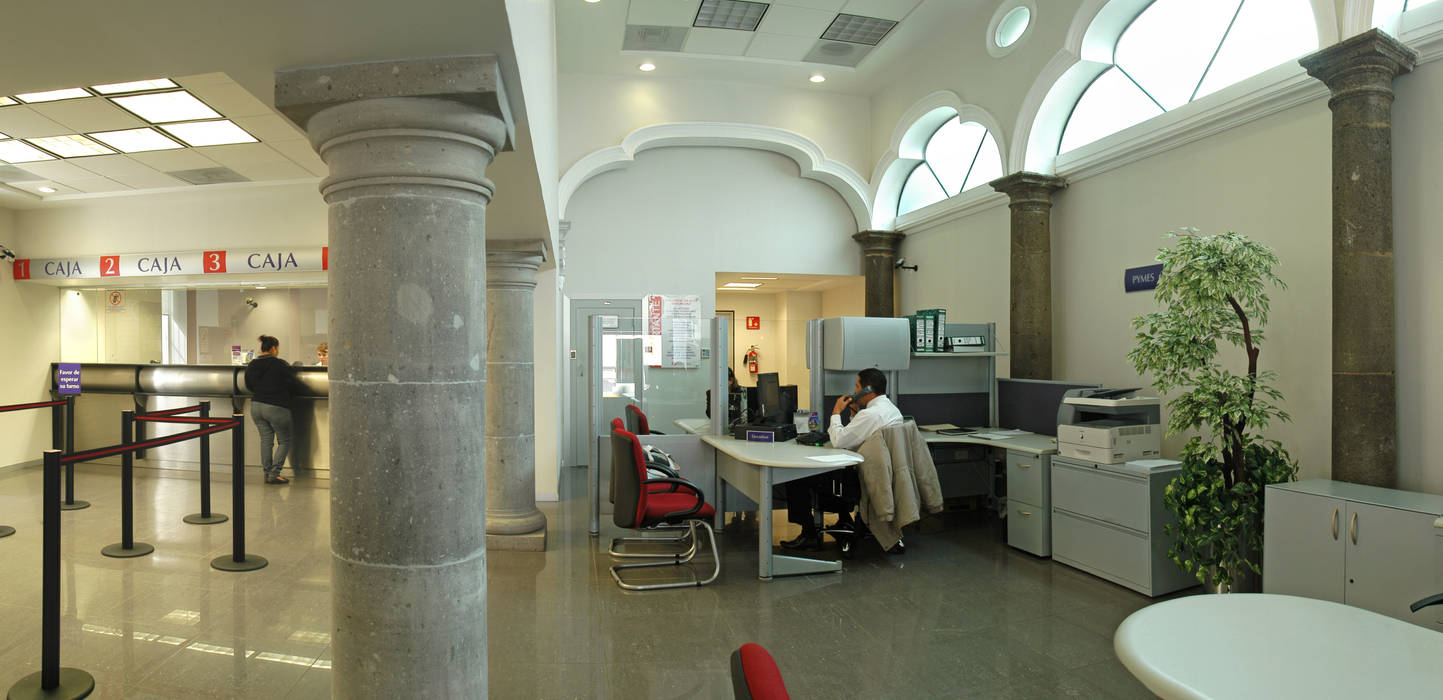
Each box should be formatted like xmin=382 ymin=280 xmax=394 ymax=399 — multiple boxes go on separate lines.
xmin=911 ymin=351 xmax=1008 ymax=357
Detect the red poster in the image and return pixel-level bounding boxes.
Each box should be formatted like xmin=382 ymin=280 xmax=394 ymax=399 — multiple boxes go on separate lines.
xmin=99 ymin=255 xmax=120 ymax=277
xmin=12 ymin=259 xmax=29 ymax=280
xmin=203 ymin=251 xmax=226 ymax=273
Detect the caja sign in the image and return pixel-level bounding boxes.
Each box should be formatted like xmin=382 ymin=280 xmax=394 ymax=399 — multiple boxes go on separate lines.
xmin=12 ymin=247 xmax=329 ymax=281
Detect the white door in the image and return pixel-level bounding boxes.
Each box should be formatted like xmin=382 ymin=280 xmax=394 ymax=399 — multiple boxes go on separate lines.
xmin=566 ymin=299 xmax=642 ymax=466
xmin=1343 ymin=502 xmax=1438 ymax=623
xmin=1263 ymin=488 xmax=1345 ymax=603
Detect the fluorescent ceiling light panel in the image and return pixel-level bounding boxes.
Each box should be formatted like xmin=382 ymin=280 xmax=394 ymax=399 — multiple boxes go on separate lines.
xmin=740 ymin=276 xmax=778 ymax=280
xmin=723 ymin=282 xmax=762 ymax=288
xmin=0 ymin=97 xmax=15 ymax=106
xmin=25 ymin=134 xmax=115 ymax=158
xmin=86 ymin=127 xmax=184 ymax=153
xmin=821 ymin=14 xmax=898 ymax=46
xmin=160 ymin=119 xmax=258 ymax=147
xmin=111 ymin=90 xmax=220 ymax=123
xmin=0 ymin=132 xmax=7 ymax=139
xmin=0 ymin=140 xmax=56 ymax=163
xmin=15 ymin=87 xmax=92 ymax=103
xmin=694 ymin=0 xmax=768 ymax=31
xmin=90 ymin=78 xmax=178 ymax=95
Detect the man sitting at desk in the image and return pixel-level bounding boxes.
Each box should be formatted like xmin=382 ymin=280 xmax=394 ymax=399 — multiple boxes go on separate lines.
xmin=781 ymin=368 xmax=902 ymax=550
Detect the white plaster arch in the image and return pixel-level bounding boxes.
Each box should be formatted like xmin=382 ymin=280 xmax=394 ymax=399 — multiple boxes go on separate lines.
xmin=558 ymin=122 xmax=872 ymax=232
xmin=867 ymin=90 xmax=1008 ymax=230
xmin=1013 ymin=0 xmax=1340 ymax=174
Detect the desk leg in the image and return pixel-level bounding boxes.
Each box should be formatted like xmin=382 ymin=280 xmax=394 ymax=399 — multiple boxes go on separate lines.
xmin=757 ymin=466 xmax=773 ymax=580
xmin=589 ymin=440 xmax=600 ymax=536
xmin=714 ymin=449 xmax=725 ymax=533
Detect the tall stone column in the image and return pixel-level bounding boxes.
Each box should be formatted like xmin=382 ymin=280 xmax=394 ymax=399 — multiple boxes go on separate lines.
xmin=1301 ymin=30 xmax=1415 ymax=488
xmin=851 ymin=230 xmax=904 ymax=317
xmin=990 ymin=172 xmax=1066 ymax=380
xmin=486 ymin=243 xmax=547 ymax=551
xmin=276 ymin=56 xmax=512 ymax=698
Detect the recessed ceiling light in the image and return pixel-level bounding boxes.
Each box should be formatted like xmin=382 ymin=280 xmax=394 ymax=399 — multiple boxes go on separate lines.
xmin=809 ymin=74 xmax=826 ymax=83
xmin=255 ymin=285 xmax=267 ymax=289
xmin=694 ymin=0 xmax=769 ymax=31
xmin=37 ymin=186 xmax=57 ymax=193
xmin=723 ymin=282 xmax=762 ymax=288
xmin=25 ymin=134 xmax=115 ymax=158
xmin=638 ymin=62 xmax=656 ymax=72
xmin=86 ymin=127 xmax=184 ymax=153
xmin=0 ymin=140 xmax=56 ymax=163
xmin=585 ymin=0 xmax=600 ymax=3
xmin=110 ymin=90 xmax=221 ymax=123
xmin=0 ymin=97 xmax=15 ymax=106
xmin=160 ymin=120 xmax=258 ymax=147
xmin=90 ymin=78 xmax=178 ymax=95
xmin=15 ymin=87 xmax=91 ymax=103
xmin=822 ymin=13 xmax=898 ymax=46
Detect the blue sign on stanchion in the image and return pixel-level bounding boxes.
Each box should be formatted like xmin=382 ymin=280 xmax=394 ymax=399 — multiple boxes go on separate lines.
xmin=57 ymin=364 xmax=81 ymax=395
xmin=1125 ymin=264 xmax=1164 ymax=293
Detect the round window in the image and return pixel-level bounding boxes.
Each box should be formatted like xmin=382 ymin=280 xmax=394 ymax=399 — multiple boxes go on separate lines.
xmin=995 ymin=6 xmax=1030 ymax=48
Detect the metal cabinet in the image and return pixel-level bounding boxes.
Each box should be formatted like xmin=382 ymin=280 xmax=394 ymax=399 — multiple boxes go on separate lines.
xmin=1264 ymin=480 xmax=1443 ymax=626
xmin=1005 ymin=450 xmax=1051 ymax=556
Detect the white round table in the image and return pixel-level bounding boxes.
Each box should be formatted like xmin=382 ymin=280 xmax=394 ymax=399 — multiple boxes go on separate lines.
xmin=1115 ymin=593 xmax=1443 ymax=699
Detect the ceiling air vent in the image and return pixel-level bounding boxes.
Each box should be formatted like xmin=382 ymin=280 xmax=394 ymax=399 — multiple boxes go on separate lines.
xmin=803 ymin=40 xmax=874 ymax=68
xmin=166 ymin=167 xmax=250 ymax=185
xmin=623 ymin=25 xmax=689 ymax=52
xmin=821 ymin=13 xmax=898 ymax=46
xmin=693 ymin=0 xmax=768 ymax=31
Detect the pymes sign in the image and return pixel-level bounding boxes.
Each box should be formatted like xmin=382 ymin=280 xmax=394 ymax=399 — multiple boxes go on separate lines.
xmin=12 ymin=248 xmax=328 ymax=281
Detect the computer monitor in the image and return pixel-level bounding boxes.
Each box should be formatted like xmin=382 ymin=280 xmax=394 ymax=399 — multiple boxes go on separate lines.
xmin=997 ymin=378 xmax=1101 ymax=436
xmin=756 ymin=372 xmax=782 ymax=424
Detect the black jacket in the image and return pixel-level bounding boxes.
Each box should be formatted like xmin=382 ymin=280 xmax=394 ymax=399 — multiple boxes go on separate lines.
xmin=244 ymin=354 xmax=297 ymax=409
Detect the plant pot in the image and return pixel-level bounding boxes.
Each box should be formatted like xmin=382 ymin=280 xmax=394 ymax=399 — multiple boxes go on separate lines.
xmin=1205 ymin=539 xmax=1261 ymax=593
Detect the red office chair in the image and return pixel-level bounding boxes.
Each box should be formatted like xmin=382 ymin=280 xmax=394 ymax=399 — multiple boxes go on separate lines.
xmin=609 ymin=423 xmax=719 ymax=590
xmin=730 ymin=643 xmax=790 ymax=700
xmin=625 ymin=403 xmax=663 ymax=434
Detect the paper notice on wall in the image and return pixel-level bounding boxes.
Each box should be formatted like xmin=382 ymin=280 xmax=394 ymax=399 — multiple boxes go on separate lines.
xmin=644 ymin=294 xmax=701 ymax=368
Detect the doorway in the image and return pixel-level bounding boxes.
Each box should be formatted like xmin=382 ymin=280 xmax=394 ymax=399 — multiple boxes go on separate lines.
xmin=566 ymin=298 xmax=642 ymax=466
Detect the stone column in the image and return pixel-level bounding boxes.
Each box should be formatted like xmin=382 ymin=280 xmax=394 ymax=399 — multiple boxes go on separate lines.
xmin=851 ymin=230 xmax=904 ymax=317
xmin=486 ymin=243 xmax=547 ymax=551
xmin=276 ymin=56 xmax=512 ymax=698
xmin=1301 ymin=30 xmax=1415 ymax=487
xmin=989 ymin=172 xmax=1066 ymax=380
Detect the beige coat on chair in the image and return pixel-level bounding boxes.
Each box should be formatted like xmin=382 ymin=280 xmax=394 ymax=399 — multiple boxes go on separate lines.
xmin=854 ymin=421 xmax=944 ymax=551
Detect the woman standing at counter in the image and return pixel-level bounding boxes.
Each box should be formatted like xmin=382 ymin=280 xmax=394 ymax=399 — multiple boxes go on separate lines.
xmin=245 ymin=334 xmax=297 ymax=485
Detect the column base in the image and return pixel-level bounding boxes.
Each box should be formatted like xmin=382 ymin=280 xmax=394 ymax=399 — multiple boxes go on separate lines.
xmin=101 ymin=542 xmax=154 ymax=558
xmin=183 ymin=513 xmax=229 ymax=525
xmin=60 ymin=501 xmax=91 ymax=511
xmin=486 ymin=527 xmax=547 ymax=552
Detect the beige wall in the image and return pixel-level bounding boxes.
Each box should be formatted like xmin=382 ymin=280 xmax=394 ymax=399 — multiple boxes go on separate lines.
xmin=820 ymin=278 xmax=866 ymax=319
xmin=0 ymin=208 xmax=62 ymax=468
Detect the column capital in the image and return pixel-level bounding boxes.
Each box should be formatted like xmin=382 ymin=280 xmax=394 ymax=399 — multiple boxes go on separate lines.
xmin=989 ymin=172 xmax=1067 ymax=206
xmin=486 ymin=240 xmax=546 ymax=289
xmin=851 ymin=230 xmax=904 ymax=255
xmin=1300 ymin=29 xmax=1416 ymax=95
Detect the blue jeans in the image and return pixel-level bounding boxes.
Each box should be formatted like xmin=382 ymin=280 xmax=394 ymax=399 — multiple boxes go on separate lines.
xmin=252 ymin=401 xmax=293 ymax=478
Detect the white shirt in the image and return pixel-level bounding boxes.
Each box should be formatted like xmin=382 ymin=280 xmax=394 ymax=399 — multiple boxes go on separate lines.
xmin=827 ymin=394 xmax=904 ymax=451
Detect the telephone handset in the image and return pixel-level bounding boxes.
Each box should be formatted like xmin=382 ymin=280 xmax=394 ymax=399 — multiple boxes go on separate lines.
xmin=846 ymin=385 xmax=875 ymax=403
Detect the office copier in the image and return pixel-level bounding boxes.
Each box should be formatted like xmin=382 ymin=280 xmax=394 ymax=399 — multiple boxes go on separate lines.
xmin=1055 ymin=388 xmax=1161 ymax=464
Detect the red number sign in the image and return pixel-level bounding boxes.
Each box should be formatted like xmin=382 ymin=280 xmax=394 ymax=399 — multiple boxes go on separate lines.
xmin=322 ymin=247 xmax=328 ymax=271
xmin=203 ymin=251 xmax=226 ymax=273
xmin=99 ymin=256 xmax=119 ymax=277
xmin=12 ymin=259 xmax=29 ymax=280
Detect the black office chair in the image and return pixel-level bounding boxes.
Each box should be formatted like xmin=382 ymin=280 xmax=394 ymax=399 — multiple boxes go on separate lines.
xmin=806 ymin=468 xmax=904 ymax=559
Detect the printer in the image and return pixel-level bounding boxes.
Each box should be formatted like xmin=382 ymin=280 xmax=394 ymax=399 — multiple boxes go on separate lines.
xmin=1056 ymin=388 xmax=1162 ymax=464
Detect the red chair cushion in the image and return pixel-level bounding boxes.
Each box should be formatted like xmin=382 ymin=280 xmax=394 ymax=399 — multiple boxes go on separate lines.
xmin=737 ymin=643 xmax=789 ymax=700
xmin=643 ymin=493 xmax=715 ymax=523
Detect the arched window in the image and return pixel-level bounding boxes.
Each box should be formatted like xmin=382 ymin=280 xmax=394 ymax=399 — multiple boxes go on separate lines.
xmin=1059 ymin=0 xmax=1318 ymax=155
xmin=1374 ymin=0 xmax=1439 ymax=25
xmin=897 ymin=118 xmax=1003 ymax=216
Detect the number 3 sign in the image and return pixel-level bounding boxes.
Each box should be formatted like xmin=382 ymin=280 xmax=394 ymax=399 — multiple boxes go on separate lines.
xmin=203 ymin=251 xmax=227 ymax=273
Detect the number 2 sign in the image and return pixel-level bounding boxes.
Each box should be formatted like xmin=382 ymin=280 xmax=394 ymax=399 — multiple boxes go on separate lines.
xmin=99 ymin=255 xmax=120 ymax=277
xmin=203 ymin=251 xmax=227 ymax=273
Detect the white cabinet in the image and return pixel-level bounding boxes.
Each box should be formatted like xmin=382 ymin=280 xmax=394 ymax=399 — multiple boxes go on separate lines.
xmin=1006 ymin=450 xmax=1051 ymax=556
xmin=1264 ymin=480 xmax=1443 ymax=626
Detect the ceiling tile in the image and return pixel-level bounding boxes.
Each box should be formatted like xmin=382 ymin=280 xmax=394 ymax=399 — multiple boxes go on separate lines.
xmin=195 ymin=143 xmax=287 ymax=168
xmin=759 ymin=5 xmax=837 ymax=37
xmin=224 ymin=159 xmax=312 ymax=181
xmin=267 ymin=139 xmax=326 ymax=171
xmin=7 ymin=160 xmax=97 ymax=181
xmin=745 ymin=33 xmax=813 ymax=61
xmin=684 ymin=27 xmax=755 ymax=56
xmin=839 ymin=0 xmax=920 ymax=21
xmin=70 ymin=154 xmax=163 ymax=179
xmin=173 ymin=72 xmax=231 ymax=88
xmin=0 ymin=107 xmax=71 ymax=138
xmin=232 ymin=114 xmax=306 ymax=142
xmin=29 ymin=99 xmax=145 ymax=133
xmin=57 ymin=176 xmax=133 ymax=193
xmin=16 ymin=181 xmax=81 ymax=196
xmin=628 ymin=0 xmax=702 ymax=26
xmin=185 ymin=82 xmax=273 ymax=118
xmin=775 ymin=0 xmax=847 ymax=10
xmin=109 ymin=170 xmax=190 ymax=189
xmin=128 ymin=148 xmax=219 ymax=172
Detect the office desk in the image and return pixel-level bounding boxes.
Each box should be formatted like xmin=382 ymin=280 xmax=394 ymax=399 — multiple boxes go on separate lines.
xmin=922 ymin=431 xmax=1058 ymax=455
xmin=1115 ymin=594 xmax=1443 ymax=699
xmin=674 ymin=417 xmax=711 ymax=435
xmin=701 ymin=434 xmax=862 ymax=581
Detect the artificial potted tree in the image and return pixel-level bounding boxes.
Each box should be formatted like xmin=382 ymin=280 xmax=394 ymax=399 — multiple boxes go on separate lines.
xmin=1128 ymin=229 xmax=1298 ymax=593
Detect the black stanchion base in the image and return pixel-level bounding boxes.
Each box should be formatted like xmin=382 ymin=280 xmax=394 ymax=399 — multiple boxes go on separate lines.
xmin=211 ymin=554 xmax=268 ymax=572
xmin=182 ymin=513 xmax=228 ymax=525
xmin=7 ymin=667 xmax=95 ymax=700
xmin=59 ymin=501 xmax=91 ymax=511
xmin=100 ymin=542 xmax=154 ymax=558
xmin=0 ymin=525 xmax=14 ymax=538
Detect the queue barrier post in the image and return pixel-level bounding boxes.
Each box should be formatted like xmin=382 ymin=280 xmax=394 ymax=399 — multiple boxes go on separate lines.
xmin=183 ymin=401 xmax=227 ymax=525
xmin=6 ymin=450 xmax=95 ymax=700
xmin=211 ymin=413 xmax=266 ymax=572
xmin=101 ymin=410 xmax=153 ymax=558
xmin=60 ymin=395 xmax=89 ymax=511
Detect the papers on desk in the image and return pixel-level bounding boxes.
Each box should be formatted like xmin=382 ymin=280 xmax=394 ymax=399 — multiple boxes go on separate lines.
xmin=919 ymin=423 xmax=961 ymax=432
xmin=971 ymin=429 xmax=1030 ymax=440
xmin=806 ymin=455 xmax=857 ymax=465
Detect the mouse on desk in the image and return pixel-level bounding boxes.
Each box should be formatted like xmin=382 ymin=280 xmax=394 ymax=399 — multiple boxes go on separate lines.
xmin=795 ymin=430 xmax=829 ymax=446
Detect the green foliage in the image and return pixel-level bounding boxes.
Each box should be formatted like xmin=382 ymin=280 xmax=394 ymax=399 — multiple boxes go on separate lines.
xmin=1130 ymin=228 xmax=1298 ymax=590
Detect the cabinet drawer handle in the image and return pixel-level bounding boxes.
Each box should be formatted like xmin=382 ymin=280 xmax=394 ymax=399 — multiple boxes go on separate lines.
xmin=1016 ymin=462 xmax=1030 ymax=469
xmin=1017 ymin=509 xmax=1031 ymax=517
xmin=1350 ymin=512 xmax=1357 ymax=545
xmin=1331 ymin=507 xmax=1338 ymax=540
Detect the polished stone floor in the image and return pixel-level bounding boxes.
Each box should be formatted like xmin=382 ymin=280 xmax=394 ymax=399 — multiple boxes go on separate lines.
xmin=0 ymin=462 xmax=1190 ymax=698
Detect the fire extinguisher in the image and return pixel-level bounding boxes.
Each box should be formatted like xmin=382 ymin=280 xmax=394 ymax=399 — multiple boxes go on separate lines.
xmin=745 ymin=346 xmax=760 ymax=375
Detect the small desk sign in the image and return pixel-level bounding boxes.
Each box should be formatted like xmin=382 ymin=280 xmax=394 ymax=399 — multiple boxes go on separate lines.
xmin=1125 ymin=264 xmax=1164 ymax=293
xmin=57 ymin=363 xmax=81 ymax=395
xmin=745 ymin=430 xmax=776 ymax=443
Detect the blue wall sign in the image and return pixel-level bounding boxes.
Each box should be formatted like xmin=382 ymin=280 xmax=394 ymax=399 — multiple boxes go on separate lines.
xmin=1125 ymin=264 xmax=1164 ymax=292
xmin=57 ymin=363 xmax=81 ymax=395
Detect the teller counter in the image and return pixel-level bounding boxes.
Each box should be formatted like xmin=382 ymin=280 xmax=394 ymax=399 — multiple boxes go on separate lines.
xmin=51 ymin=363 xmax=330 ymax=477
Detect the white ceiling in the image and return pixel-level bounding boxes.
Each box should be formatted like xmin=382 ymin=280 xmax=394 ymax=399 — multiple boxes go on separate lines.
xmin=559 ymin=0 xmax=986 ymax=95
xmin=715 ymin=271 xmax=862 ymax=292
